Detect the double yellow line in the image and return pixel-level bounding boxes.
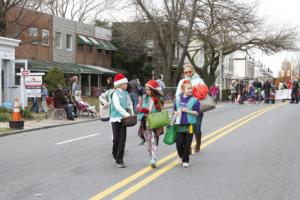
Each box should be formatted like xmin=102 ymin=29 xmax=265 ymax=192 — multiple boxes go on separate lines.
xmin=90 ymin=103 xmax=284 ymax=200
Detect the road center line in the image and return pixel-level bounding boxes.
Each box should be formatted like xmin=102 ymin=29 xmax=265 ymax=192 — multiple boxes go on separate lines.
xmin=55 ymin=133 xmax=100 ymax=145
xmin=89 ymin=104 xmax=280 ymax=200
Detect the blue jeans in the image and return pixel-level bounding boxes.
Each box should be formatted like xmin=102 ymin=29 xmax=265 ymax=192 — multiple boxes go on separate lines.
xmin=129 ymin=93 xmax=138 ymax=114
xmin=62 ymin=104 xmax=73 ymax=118
xmin=195 ymin=112 xmax=204 ymax=134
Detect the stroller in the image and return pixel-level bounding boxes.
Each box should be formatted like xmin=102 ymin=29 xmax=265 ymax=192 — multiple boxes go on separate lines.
xmin=74 ymin=91 xmax=97 ymax=117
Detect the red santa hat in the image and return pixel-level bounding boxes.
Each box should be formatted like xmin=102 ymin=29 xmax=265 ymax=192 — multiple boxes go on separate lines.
xmin=114 ymin=73 xmax=128 ymax=87
xmin=146 ymin=80 xmax=163 ymax=95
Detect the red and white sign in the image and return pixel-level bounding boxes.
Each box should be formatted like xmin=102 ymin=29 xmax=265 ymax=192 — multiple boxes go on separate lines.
xmin=22 ymin=70 xmax=29 ymax=77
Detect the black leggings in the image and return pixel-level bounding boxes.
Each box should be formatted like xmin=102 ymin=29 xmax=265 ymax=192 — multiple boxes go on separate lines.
xmin=111 ymin=122 xmax=127 ymax=164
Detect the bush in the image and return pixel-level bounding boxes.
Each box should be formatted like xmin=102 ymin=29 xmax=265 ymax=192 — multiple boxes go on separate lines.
xmin=0 ymin=113 xmax=10 ymax=122
xmin=20 ymin=109 xmax=33 ymax=119
xmin=0 ymin=107 xmax=33 ymax=121
xmin=44 ymin=67 xmax=67 ymax=96
xmin=0 ymin=107 xmax=12 ymax=114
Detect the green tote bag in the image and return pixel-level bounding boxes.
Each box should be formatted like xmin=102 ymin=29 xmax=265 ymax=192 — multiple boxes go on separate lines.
xmin=163 ymin=126 xmax=178 ymax=145
xmin=147 ymin=110 xmax=170 ymax=129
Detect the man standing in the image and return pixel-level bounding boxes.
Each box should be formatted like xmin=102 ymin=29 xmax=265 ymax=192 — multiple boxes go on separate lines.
xmin=253 ymin=78 xmax=263 ymax=102
xmin=290 ymin=77 xmax=299 ymax=104
xmin=128 ymin=75 xmax=140 ymax=113
xmin=156 ymin=74 xmax=166 ymax=95
xmin=263 ymin=80 xmax=272 ymax=104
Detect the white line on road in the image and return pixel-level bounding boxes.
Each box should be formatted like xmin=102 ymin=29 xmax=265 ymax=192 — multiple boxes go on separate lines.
xmin=55 ymin=133 xmax=100 ymax=145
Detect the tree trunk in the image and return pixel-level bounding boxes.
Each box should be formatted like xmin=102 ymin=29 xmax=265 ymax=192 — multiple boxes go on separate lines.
xmin=0 ymin=4 xmax=6 ymax=36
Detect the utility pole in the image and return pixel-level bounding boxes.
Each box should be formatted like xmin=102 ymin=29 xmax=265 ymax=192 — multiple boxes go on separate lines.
xmin=219 ymin=49 xmax=224 ymax=101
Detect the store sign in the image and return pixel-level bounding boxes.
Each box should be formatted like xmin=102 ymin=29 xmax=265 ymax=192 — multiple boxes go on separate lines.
xmin=25 ymin=76 xmax=42 ymax=97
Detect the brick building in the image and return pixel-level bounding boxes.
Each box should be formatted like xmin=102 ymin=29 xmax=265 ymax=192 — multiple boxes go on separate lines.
xmin=6 ymin=8 xmax=119 ymax=96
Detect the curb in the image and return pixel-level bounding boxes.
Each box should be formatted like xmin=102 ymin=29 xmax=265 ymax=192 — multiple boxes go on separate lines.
xmin=0 ymin=118 xmax=100 ymax=137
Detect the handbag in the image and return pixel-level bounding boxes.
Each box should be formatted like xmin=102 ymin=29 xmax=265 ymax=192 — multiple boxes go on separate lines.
xmin=200 ymin=95 xmax=216 ymax=112
xmin=163 ymin=126 xmax=178 ymax=145
xmin=147 ymin=110 xmax=170 ymax=129
xmin=100 ymin=104 xmax=110 ymax=121
xmin=121 ymin=115 xmax=137 ymax=127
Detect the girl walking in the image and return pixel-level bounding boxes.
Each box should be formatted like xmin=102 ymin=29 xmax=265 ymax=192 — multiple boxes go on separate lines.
xmin=137 ymin=80 xmax=164 ymax=168
xmin=174 ymin=80 xmax=200 ymax=168
xmin=176 ymin=64 xmax=204 ymax=153
xmin=110 ymin=73 xmax=134 ymax=168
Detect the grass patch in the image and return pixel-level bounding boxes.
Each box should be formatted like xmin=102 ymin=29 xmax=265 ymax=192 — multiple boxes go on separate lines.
xmin=0 ymin=128 xmax=13 ymax=134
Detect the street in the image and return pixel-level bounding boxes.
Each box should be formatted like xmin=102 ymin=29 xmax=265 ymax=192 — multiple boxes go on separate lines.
xmin=1 ymin=103 xmax=300 ymax=200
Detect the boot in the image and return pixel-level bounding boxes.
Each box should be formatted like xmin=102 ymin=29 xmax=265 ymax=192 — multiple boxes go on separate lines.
xmin=194 ymin=134 xmax=202 ymax=153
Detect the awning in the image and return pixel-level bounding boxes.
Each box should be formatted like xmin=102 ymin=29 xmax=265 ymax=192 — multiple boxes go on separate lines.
xmin=102 ymin=40 xmax=117 ymax=51
xmin=82 ymin=64 xmax=119 ymax=75
xmin=76 ymin=35 xmax=117 ymax=51
xmin=28 ymin=60 xmax=119 ymax=75
xmin=77 ymin=35 xmax=93 ymax=45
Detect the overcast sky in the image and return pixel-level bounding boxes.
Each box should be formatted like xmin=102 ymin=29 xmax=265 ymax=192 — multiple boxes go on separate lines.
xmin=253 ymin=0 xmax=300 ymax=76
xmin=104 ymin=0 xmax=300 ymax=77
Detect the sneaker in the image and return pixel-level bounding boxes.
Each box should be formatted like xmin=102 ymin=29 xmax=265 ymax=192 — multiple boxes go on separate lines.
xmin=182 ymin=162 xmax=189 ymax=168
xmin=150 ymin=160 xmax=156 ymax=169
xmin=116 ymin=163 xmax=126 ymax=168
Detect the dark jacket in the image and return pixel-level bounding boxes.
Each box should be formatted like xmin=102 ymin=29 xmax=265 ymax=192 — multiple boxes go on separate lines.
xmin=263 ymin=82 xmax=271 ymax=93
xmin=253 ymin=81 xmax=262 ymax=89
xmin=54 ymin=89 xmax=68 ymax=108
xmin=128 ymin=80 xmax=139 ymax=94
xmin=292 ymin=81 xmax=299 ymax=93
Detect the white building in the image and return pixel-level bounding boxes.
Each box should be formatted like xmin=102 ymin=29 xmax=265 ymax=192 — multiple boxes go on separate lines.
xmin=232 ymin=51 xmax=255 ymax=80
xmin=0 ymin=37 xmax=22 ymax=107
xmin=254 ymin=60 xmax=274 ymax=82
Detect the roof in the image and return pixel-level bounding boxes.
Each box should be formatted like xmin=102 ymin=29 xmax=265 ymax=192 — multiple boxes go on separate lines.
xmin=28 ymin=60 xmax=120 ymax=75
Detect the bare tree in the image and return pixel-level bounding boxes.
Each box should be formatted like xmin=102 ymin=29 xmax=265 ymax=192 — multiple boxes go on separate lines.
xmin=133 ymin=0 xmax=200 ymax=86
xmin=187 ymin=0 xmax=299 ymax=86
xmin=0 ymin=0 xmax=42 ymax=37
xmin=43 ymin=0 xmax=124 ymax=23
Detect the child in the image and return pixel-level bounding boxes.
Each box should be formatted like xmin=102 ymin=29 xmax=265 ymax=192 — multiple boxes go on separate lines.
xmin=248 ymin=83 xmax=255 ymax=104
xmin=110 ymin=73 xmax=134 ymax=168
xmin=137 ymin=80 xmax=164 ymax=168
xmin=173 ymin=80 xmax=200 ymax=168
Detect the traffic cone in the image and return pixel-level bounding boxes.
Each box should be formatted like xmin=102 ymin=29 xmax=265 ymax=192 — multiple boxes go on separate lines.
xmin=9 ymin=98 xmax=24 ymax=129
xmin=11 ymin=98 xmax=22 ymax=121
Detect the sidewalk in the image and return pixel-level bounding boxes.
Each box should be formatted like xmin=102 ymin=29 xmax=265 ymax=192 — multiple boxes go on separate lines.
xmin=0 ymin=117 xmax=99 ymax=137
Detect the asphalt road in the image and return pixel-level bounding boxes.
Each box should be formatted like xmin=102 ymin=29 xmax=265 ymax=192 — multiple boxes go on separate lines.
xmin=0 ymin=102 xmax=299 ymax=200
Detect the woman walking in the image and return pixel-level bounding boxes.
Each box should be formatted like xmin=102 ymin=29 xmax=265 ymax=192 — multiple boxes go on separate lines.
xmin=176 ymin=64 xmax=204 ymax=153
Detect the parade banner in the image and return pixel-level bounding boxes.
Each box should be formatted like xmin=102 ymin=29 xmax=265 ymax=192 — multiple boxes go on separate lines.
xmin=275 ymin=89 xmax=291 ymax=100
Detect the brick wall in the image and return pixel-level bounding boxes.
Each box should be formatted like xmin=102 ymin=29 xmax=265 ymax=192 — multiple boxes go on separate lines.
xmin=7 ymin=8 xmax=53 ymax=61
